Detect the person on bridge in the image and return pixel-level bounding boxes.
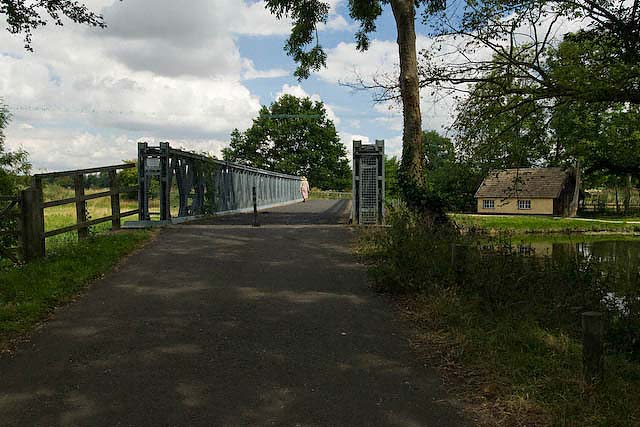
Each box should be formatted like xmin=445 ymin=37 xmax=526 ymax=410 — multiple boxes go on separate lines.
xmin=300 ymin=177 xmax=310 ymax=202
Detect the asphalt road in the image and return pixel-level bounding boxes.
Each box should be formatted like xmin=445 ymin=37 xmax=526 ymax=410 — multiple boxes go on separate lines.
xmin=191 ymin=198 xmax=352 ymax=225
xmin=0 ymin=200 xmax=469 ymax=426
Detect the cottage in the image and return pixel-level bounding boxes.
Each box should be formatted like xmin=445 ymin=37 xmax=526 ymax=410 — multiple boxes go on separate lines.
xmin=475 ymin=167 xmax=579 ymax=216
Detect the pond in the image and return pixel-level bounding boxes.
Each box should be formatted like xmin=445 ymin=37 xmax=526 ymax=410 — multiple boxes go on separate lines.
xmin=506 ymin=236 xmax=640 ymax=355
xmin=509 ymin=237 xmax=639 ymax=283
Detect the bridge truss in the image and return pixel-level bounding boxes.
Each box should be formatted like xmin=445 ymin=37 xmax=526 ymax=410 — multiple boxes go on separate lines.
xmin=137 ymin=142 xmax=303 ymax=222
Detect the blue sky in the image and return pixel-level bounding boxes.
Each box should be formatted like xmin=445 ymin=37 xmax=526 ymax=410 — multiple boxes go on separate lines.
xmin=0 ymin=0 xmax=460 ymax=171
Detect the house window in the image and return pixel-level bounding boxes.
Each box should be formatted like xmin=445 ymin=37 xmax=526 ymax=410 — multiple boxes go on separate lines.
xmin=518 ymin=199 xmax=532 ymax=210
xmin=483 ymin=199 xmax=495 ymax=209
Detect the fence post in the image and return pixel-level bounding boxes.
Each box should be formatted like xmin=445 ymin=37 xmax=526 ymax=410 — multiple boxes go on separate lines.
xmin=20 ymin=187 xmax=45 ymax=261
xmin=582 ymin=311 xmax=604 ymax=385
xmin=109 ymin=169 xmax=121 ymax=230
xmin=74 ymin=173 xmax=88 ymax=239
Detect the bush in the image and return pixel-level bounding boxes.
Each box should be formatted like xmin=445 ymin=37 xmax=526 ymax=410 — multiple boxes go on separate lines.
xmin=361 ymin=206 xmax=640 ymax=359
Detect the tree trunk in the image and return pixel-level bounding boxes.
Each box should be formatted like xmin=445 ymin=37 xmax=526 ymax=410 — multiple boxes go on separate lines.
xmin=624 ymin=174 xmax=632 ymax=213
xmin=568 ymin=160 xmax=581 ymax=218
xmin=390 ymin=0 xmax=424 ymax=204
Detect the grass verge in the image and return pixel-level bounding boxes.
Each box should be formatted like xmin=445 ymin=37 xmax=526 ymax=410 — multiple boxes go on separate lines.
xmin=357 ymin=211 xmax=640 ymax=426
xmin=450 ymin=214 xmax=640 ymax=234
xmin=396 ymin=293 xmax=640 ymax=426
xmin=0 ymin=229 xmax=153 ymax=350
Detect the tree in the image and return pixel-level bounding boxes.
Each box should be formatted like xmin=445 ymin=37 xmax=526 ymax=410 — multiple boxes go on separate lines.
xmin=423 ymin=130 xmax=454 ymax=170
xmin=0 ymin=101 xmax=30 ymax=195
xmin=423 ymin=130 xmax=481 ymax=212
xmin=1 ymin=0 xmax=109 ymax=51
xmin=264 ymin=0 xmax=448 ymax=219
xmin=551 ymin=101 xmax=640 ymax=211
xmin=117 ymin=160 xmax=139 ymax=199
xmin=453 ymin=70 xmax=553 ymax=172
xmin=420 ymin=1 xmax=640 ymax=107
xmin=222 ymin=94 xmax=351 ymax=190
xmin=385 ymin=155 xmax=400 ymax=200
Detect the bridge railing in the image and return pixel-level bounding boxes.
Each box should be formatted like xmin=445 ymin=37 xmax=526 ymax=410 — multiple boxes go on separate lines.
xmin=137 ymin=142 xmax=303 ymax=222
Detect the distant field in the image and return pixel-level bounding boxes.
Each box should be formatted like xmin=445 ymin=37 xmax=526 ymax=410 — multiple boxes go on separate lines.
xmin=450 ymin=213 xmax=640 ymax=233
xmin=43 ymin=185 xmax=139 ymax=251
xmin=308 ymin=189 xmax=351 ymax=200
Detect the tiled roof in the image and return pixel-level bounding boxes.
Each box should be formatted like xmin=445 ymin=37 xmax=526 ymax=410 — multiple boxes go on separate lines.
xmin=475 ymin=168 xmax=569 ymax=199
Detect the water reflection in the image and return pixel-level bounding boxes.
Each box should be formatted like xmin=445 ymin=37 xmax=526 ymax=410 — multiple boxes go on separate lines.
xmin=482 ymin=237 xmax=640 ymax=352
xmin=513 ymin=239 xmax=640 ymax=272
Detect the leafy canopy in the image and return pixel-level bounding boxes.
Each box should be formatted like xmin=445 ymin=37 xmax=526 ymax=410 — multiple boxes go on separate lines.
xmin=1 ymin=0 xmax=111 ymax=51
xmin=423 ymin=131 xmax=481 ymax=212
xmin=222 ymin=94 xmax=351 ymax=191
xmin=264 ymin=0 xmax=446 ymax=80
xmin=0 ymin=101 xmax=30 ymax=194
xmin=420 ymin=0 xmax=640 ymax=106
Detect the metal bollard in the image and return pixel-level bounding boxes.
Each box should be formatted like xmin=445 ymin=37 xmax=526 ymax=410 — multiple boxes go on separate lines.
xmin=252 ymin=186 xmax=259 ymax=227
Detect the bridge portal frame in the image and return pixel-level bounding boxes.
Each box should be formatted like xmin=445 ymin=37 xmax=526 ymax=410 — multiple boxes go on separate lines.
xmin=352 ymin=140 xmax=385 ymax=225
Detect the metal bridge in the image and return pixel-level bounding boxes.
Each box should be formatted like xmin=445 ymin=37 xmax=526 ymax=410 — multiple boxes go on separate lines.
xmin=136 ymin=142 xmax=303 ymax=224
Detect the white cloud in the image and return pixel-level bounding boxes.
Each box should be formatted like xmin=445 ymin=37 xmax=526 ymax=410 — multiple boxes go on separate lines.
xmin=320 ymin=10 xmax=591 ymax=136
xmin=242 ymin=59 xmax=290 ymax=80
xmin=323 ymin=15 xmax=353 ymax=31
xmin=319 ymin=39 xmax=399 ymax=85
xmin=0 ymin=0 xmax=294 ymax=170
xmin=0 ymin=52 xmax=261 ymax=138
xmin=384 ymin=135 xmax=403 ymax=159
xmin=4 ymin=125 xmax=230 ymax=173
xmin=338 ymin=132 xmax=369 ymax=165
xmin=4 ymin=127 xmax=139 ymax=172
xmin=275 ymin=84 xmax=341 ymax=126
xmin=319 ymin=36 xmax=456 ymax=133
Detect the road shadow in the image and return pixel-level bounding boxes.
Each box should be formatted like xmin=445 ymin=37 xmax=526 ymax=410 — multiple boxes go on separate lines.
xmin=0 ymin=223 xmax=468 ymax=426
xmin=189 ymin=199 xmax=351 ymax=226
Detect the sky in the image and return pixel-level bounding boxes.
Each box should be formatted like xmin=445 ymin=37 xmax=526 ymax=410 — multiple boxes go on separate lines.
xmin=0 ymin=0 xmax=576 ymax=172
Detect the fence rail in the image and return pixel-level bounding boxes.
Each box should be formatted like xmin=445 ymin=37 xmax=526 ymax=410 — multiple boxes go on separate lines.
xmin=580 ymin=202 xmax=640 ymax=213
xmin=137 ymin=142 xmax=302 ymax=222
xmin=0 ymin=163 xmax=142 ymax=262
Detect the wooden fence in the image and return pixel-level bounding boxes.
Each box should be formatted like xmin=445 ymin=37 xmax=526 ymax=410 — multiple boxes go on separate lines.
xmin=1 ymin=163 xmax=139 ymax=262
xmin=580 ymin=202 xmax=640 ymax=214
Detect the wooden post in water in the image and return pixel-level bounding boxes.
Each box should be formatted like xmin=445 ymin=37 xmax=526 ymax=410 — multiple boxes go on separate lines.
xmin=74 ymin=173 xmax=89 ymax=239
xmin=109 ymin=169 xmax=121 ymax=230
xmin=20 ymin=187 xmax=45 ymax=260
xmin=252 ymin=186 xmax=259 ymax=227
xmin=582 ymin=311 xmax=604 ymax=384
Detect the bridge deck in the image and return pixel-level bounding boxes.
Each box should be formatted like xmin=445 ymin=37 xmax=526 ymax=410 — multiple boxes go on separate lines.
xmin=0 ymin=200 xmax=468 ymax=426
xmin=190 ymin=199 xmax=352 ymax=226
